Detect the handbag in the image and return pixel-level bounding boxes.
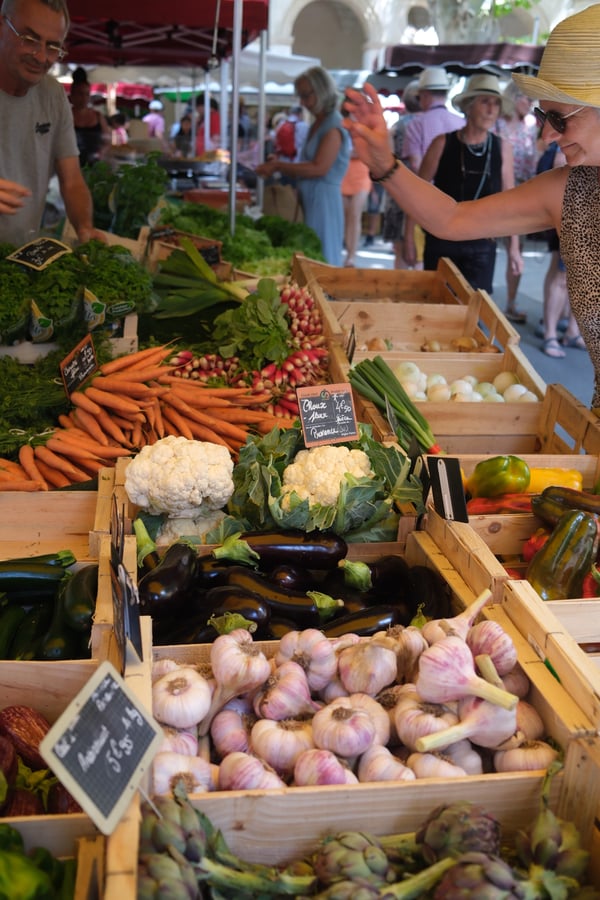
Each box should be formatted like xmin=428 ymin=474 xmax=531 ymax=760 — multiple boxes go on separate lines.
xmin=262 ymin=182 xmax=303 ymax=223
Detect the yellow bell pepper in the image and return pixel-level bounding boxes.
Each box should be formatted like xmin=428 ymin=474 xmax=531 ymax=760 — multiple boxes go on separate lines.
xmin=526 ymin=467 xmax=583 ymax=494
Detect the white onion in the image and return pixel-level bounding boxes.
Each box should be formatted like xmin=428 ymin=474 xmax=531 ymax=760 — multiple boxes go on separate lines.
xmin=426 ymin=373 xmax=447 ymax=389
xmin=517 ymin=390 xmax=540 ymax=403
xmin=493 ymin=371 xmax=520 ymax=394
xmin=427 ymin=383 xmax=452 ymax=402
xmin=450 ymin=379 xmax=473 ymax=395
xmin=395 ymin=362 xmax=422 ymax=382
xmin=475 ymin=382 xmax=497 ymax=398
xmin=503 ymin=383 xmax=529 ymax=402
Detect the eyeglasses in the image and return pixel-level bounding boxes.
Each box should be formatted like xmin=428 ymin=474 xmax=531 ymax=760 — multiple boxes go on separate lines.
xmin=3 ymin=15 xmax=67 ymax=61
xmin=533 ymin=105 xmax=584 ymax=134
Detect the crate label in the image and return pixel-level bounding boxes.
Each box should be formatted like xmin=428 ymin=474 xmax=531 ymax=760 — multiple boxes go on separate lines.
xmin=428 ymin=456 xmax=469 ymax=522
xmin=297 ymin=382 xmax=359 ymax=446
xmin=60 ymin=334 xmax=98 ymax=395
xmin=40 ymin=661 xmax=163 ymax=835
xmin=82 ymin=287 xmax=106 ymax=331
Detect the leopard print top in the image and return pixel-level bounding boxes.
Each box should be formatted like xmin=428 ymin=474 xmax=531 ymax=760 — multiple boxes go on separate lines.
xmin=560 ymin=165 xmax=600 ymax=408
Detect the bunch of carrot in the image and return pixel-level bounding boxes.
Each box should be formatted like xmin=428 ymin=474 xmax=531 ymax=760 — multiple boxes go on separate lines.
xmin=0 ymin=344 xmax=296 ymax=491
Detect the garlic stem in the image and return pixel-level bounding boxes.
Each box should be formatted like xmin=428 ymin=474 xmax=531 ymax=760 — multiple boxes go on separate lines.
xmin=475 ymin=653 xmax=504 ymax=689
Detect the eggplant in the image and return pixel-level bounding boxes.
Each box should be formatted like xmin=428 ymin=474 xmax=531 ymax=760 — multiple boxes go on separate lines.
xmin=152 ymin=615 xmax=219 ymax=647
xmin=322 ymin=605 xmax=406 ymax=638
xmin=338 ymin=554 xmax=412 ymax=595
xmin=223 ymin=566 xmax=343 ymax=626
xmin=408 ymin=565 xmax=452 ymax=620
xmin=267 ymin=563 xmax=315 ymax=592
xmin=213 ymin=529 xmax=348 ymax=570
xmin=195 ymin=556 xmax=236 ymax=589
xmin=266 ymin=617 xmax=300 ymax=640
xmin=204 ymin=585 xmax=271 ymax=632
xmin=138 ymin=541 xmax=199 ymax=620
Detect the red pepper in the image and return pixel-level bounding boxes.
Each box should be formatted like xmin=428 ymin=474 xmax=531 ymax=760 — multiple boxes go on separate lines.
xmin=522 ymin=528 xmax=551 ymax=563
xmin=466 ymin=494 xmax=534 ymax=515
xmin=581 ymin=569 xmax=599 ymax=598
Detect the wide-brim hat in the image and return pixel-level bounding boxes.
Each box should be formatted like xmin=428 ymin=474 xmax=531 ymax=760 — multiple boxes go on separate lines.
xmin=513 ymin=4 xmax=600 ymax=107
xmin=417 ymin=67 xmax=450 ymax=92
xmin=452 ymin=73 xmax=506 ymax=113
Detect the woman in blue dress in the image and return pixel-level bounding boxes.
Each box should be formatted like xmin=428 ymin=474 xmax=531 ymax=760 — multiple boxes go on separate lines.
xmin=256 ymin=66 xmax=350 ymax=265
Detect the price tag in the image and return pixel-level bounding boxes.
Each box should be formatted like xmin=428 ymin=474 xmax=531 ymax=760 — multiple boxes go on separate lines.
xmin=297 ymin=382 xmax=359 ymax=447
xmin=40 ymin=661 xmax=163 ymax=835
xmin=6 ymin=237 xmax=72 ymax=270
xmin=60 ymin=334 xmax=98 ymax=395
xmin=427 ymin=456 xmax=469 ymax=522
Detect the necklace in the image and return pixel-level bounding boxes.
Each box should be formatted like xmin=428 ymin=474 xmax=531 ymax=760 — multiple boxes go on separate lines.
xmin=461 ymin=130 xmax=490 ymax=157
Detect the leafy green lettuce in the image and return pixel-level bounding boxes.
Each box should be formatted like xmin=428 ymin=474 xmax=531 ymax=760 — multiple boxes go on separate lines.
xmin=207 ymin=423 xmax=425 ymax=543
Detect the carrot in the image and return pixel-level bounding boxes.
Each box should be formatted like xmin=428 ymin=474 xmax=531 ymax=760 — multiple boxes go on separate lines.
xmin=186 ymin=420 xmax=232 ymax=448
xmin=45 ymin=436 xmax=104 ymax=461
xmin=158 ymin=376 xmax=249 ymax=398
xmin=32 ymin=456 xmax=71 ymax=488
xmin=70 ymin=390 xmax=103 ymax=416
xmin=161 ymin=392 xmax=249 ymax=443
xmin=18 ymin=443 xmax=49 ymax=490
xmin=72 ymin=408 xmax=110 ymax=446
xmin=98 ymin=344 xmax=173 ymax=376
xmin=108 ymin=364 xmax=177 ymax=383
xmin=0 ymin=457 xmax=28 ymax=478
xmin=203 ymin=407 xmax=274 ymax=424
xmin=153 ymin=398 xmax=165 ymax=439
xmin=160 ymin=403 xmax=195 ymax=440
xmin=0 ymin=469 xmax=25 ymax=483
xmin=91 ymin=376 xmax=155 ymax=397
xmin=84 ymin=386 xmax=143 ymax=417
xmin=164 ymin=382 xmax=233 ymax=408
xmin=94 ymin=408 xmax=133 ymax=447
xmin=34 ymin=445 xmax=91 ymax=483
xmin=0 ymin=479 xmax=45 ymax=491
xmin=52 ymin=432 xmax=133 ymax=459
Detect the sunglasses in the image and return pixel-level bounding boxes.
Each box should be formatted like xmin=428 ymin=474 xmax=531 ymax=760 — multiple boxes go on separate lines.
xmin=533 ymin=105 xmax=584 ymax=134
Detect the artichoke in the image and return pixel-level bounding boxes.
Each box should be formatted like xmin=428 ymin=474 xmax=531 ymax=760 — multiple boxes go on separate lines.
xmin=415 ymin=802 xmax=502 ymax=864
xmin=312 ymin=831 xmax=397 ymax=887
xmin=432 ymin=851 xmax=525 ymax=899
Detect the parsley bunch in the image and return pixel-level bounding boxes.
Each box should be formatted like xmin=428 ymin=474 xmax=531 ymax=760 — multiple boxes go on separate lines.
xmin=213 ymin=278 xmax=291 ymax=370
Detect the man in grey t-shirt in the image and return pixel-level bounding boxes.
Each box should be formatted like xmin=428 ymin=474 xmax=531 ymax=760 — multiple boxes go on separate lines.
xmin=0 ymin=0 xmax=99 ymax=246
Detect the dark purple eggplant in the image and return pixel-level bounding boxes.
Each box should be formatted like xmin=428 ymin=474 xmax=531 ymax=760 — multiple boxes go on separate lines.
xmin=339 ymin=554 xmax=412 ymax=595
xmin=223 ymin=566 xmax=342 ymax=626
xmin=408 ymin=565 xmax=452 ymax=620
xmin=137 ymin=541 xmax=199 ymax=620
xmin=322 ymin=605 xmax=406 ymax=638
xmin=47 ymin=781 xmax=83 ymax=814
xmin=213 ymin=529 xmax=348 ymax=570
xmin=266 ymin=617 xmax=299 ymax=640
xmin=204 ymin=585 xmax=271 ymax=631
xmin=153 ymin=614 xmax=220 ymax=646
xmin=195 ymin=556 xmax=236 ymax=589
xmin=267 ymin=563 xmax=314 ymax=592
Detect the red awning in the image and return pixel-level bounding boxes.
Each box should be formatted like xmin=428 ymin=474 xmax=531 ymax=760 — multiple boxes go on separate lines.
xmin=65 ymin=0 xmax=269 ymax=68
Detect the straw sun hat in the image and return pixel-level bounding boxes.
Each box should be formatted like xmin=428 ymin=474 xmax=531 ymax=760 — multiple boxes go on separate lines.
xmin=417 ymin=67 xmax=450 ymax=92
xmin=452 ymin=73 xmax=506 ymax=114
xmin=513 ymin=4 xmax=600 ymax=107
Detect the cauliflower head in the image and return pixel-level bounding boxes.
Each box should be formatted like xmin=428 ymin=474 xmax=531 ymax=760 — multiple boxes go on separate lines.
xmin=124 ymin=435 xmax=234 ymax=517
xmin=281 ymin=445 xmax=374 ymax=508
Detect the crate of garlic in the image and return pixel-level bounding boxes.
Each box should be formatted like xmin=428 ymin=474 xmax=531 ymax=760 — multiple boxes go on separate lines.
xmin=139 ymin=528 xmax=600 ymax=876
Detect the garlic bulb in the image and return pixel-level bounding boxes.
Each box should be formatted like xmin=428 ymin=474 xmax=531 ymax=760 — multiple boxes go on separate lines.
xmin=357 ymin=744 xmax=416 ymax=784
xmin=293 ymin=748 xmax=359 ymax=786
xmin=406 ymin=751 xmax=468 ymax=779
xmin=253 ymin=660 xmax=320 ymax=720
xmin=420 ymin=588 xmax=492 ymax=645
xmin=312 ymin=696 xmax=376 ymax=758
xmin=415 ymin=695 xmax=517 ymax=753
xmin=152 ymin=751 xmax=216 ymax=796
xmin=218 ymin=751 xmax=286 ymax=791
xmin=442 ymin=739 xmax=484 ymax=775
xmin=337 ymin=636 xmax=397 ymax=696
xmin=348 ymin=693 xmax=390 ymax=746
xmin=158 ymin=726 xmax=199 ymax=757
xmin=393 ymin=692 xmax=459 ymax=752
xmin=250 ymin=717 xmax=315 ymax=777
xmin=210 ymin=697 xmax=256 ymax=758
xmin=152 ymin=667 xmax=213 ymax=730
xmin=152 ymin=657 xmax=181 ymax=683
xmin=493 ymin=740 xmax=559 ymax=773
xmin=502 ymin=664 xmax=531 ymax=699
xmin=275 ymin=628 xmax=338 ymax=692
xmin=467 ymin=620 xmax=518 ymax=676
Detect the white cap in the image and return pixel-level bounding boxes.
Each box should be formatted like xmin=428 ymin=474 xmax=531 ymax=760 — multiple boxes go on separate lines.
xmin=417 ymin=67 xmax=450 ymax=91
xmin=149 ymin=99 xmax=163 ymax=111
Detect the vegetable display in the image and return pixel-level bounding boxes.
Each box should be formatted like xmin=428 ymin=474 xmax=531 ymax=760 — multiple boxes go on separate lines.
xmin=0 ymin=823 xmax=76 ymax=899
xmin=525 ymin=509 xmax=599 ymax=601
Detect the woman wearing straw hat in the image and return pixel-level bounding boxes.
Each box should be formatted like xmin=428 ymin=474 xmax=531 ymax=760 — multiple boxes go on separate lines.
xmin=343 ymin=4 xmax=600 ymax=408
xmin=403 ymin=72 xmax=522 ymax=294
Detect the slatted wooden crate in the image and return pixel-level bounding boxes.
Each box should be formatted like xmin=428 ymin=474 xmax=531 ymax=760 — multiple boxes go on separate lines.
xmin=0 ymin=489 xmax=99 ymax=562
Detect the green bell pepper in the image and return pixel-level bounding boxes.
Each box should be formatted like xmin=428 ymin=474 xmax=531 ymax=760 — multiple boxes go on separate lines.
xmin=0 ymin=850 xmax=54 ymax=900
xmin=466 ymin=455 xmax=530 ymax=498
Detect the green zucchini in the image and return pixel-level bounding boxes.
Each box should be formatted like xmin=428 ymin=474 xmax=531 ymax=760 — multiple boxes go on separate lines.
xmin=0 ymin=604 xmax=28 ymax=658
xmin=526 ymin=509 xmax=599 ymax=601
xmin=8 ymin=603 xmax=53 ymax=660
xmin=38 ymin=585 xmax=83 ymax=661
xmin=532 ymin=485 xmax=600 ymax=527
xmin=0 ymin=561 xmax=67 ymax=593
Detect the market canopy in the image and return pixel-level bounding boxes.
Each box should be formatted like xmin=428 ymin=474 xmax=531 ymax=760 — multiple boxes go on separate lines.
xmin=380 ymin=42 xmax=544 ymax=78
xmin=65 ymin=0 xmax=270 ymax=68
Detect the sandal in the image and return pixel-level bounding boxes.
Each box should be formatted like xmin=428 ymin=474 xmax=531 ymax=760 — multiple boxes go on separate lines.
xmin=542 ymin=337 xmax=565 ymax=358
xmin=506 ymin=309 xmax=527 ymax=324
xmin=561 ymin=334 xmax=587 ymax=350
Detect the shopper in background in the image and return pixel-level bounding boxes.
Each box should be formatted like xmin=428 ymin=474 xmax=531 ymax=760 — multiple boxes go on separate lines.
xmin=256 ymin=65 xmax=350 ymax=266
xmin=70 ymin=67 xmax=111 ymax=167
xmin=170 ymin=114 xmax=193 ymax=158
xmin=142 ymin=99 xmax=166 ymax=141
xmin=0 ymin=0 xmax=100 ymax=246
xmin=341 ymin=138 xmax=371 ymax=267
xmin=195 ymin=96 xmax=221 ymax=156
xmin=404 ymin=73 xmax=522 ymax=291
xmin=382 ymin=79 xmax=421 ymax=268
xmin=109 ymin=112 xmax=129 ymax=147
xmin=494 ymin=82 xmax=539 ymax=322
xmin=343 ymin=4 xmax=600 ymax=406
xmin=274 ymin=104 xmax=309 ymax=164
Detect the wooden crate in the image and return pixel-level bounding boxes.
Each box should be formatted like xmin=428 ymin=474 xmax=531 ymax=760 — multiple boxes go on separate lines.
xmin=331 ymin=338 xmax=600 ymax=454
xmin=323 ymin=289 xmax=519 ymax=353
xmin=144 ymin=228 xmax=225 ymax=276
xmin=0 ymin=658 xmax=99 ymax=856
xmin=0 ymin=489 xmax=99 ymax=562
xmin=61 ymin=221 xmax=149 ymax=262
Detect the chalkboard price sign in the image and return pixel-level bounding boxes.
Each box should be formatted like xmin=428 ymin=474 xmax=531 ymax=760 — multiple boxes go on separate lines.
xmin=60 ymin=334 xmax=98 ymax=395
xmin=6 ymin=237 xmax=72 ymax=270
xmin=40 ymin=661 xmax=163 ymax=835
xmin=297 ymin=382 xmax=359 ymax=447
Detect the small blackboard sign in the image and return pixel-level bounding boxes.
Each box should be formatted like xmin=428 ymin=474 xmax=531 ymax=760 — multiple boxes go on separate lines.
xmin=6 ymin=237 xmax=72 ymax=271
xmin=40 ymin=661 xmax=163 ymax=835
xmin=60 ymin=334 xmax=98 ymax=395
xmin=427 ymin=456 xmax=469 ymax=522
xmin=297 ymin=382 xmax=359 ymax=447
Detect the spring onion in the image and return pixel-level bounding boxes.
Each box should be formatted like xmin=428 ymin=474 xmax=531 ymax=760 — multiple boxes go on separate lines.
xmin=348 ymin=356 xmax=442 ymax=454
